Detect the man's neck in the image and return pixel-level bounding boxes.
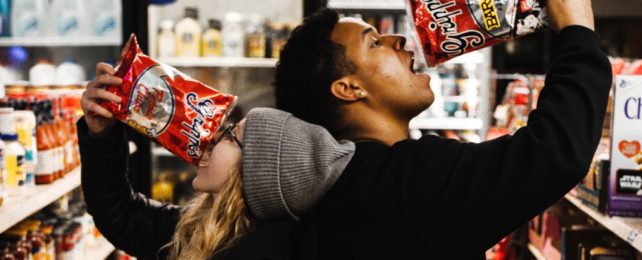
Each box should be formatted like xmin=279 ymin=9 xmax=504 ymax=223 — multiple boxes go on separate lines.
xmin=339 ymin=111 xmax=410 ymax=146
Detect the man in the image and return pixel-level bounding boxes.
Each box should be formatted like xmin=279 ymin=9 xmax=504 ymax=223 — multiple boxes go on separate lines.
xmin=275 ymin=0 xmax=610 ymax=258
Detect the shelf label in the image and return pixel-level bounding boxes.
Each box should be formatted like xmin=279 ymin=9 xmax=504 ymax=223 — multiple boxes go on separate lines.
xmin=626 ymin=229 xmax=640 ymax=244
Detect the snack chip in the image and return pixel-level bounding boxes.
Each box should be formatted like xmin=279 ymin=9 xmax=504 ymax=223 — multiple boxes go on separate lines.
xmin=100 ymin=34 xmax=237 ymax=165
xmin=407 ymin=0 xmax=548 ymax=66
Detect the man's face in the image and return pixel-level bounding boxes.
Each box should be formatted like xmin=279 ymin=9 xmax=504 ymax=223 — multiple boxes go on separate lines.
xmin=331 ymin=17 xmax=434 ymax=118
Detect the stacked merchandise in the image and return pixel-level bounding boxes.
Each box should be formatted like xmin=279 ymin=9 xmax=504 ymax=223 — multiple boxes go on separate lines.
xmin=0 ymin=87 xmax=81 ymax=207
xmin=489 ymin=59 xmax=642 ymax=259
xmin=572 ymin=58 xmax=642 ymax=217
xmin=526 ymin=202 xmax=638 ymax=259
xmin=0 ymin=189 xmax=106 ymax=260
xmin=487 ymin=74 xmax=545 ymax=140
xmin=157 ymin=7 xmax=292 ymax=59
xmin=0 ymin=0 xmax=121 ymax=38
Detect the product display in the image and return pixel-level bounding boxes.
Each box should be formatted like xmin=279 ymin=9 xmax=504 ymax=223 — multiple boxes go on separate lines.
xmin=100 ymin=35 xmax=237 ymax=165
xmin=608 ymin=75 xmax=642 ymax=217
xmin=0 ymin=189 xmax=109 ymax=260
xmin=10 ymin=0 xmax=47 ymax=37
xmin=175 ymin=7 xmax=202 ymax=58
xmin=407 ymin=0 xmax=548 ymax=66
xmin=201 ymin=19 xmax=223 ymax=57
xmin=155 ymin=8 xmax=292 ymax=59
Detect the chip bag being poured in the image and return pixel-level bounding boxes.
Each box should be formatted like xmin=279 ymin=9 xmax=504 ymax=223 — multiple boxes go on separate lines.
xmin=100 ymin=34 xmax=237 ymax=165
xmin=408 ymin=0 xmax=548 ymax=66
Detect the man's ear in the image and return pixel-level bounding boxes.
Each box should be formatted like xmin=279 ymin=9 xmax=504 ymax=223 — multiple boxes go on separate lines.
xmin=330 ymin=76 xmax=367 ymax=102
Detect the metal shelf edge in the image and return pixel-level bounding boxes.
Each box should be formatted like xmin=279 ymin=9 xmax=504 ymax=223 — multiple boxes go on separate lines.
xmin=0 ymin=37 xmax=122 ymax=47
xmin=564 ymin=193 xmax=642 ymax=252
xmin=0 ymin=167 xmax=81 ymax=233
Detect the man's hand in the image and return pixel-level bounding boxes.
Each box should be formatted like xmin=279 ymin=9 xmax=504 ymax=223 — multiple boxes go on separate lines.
xmin=81 ymin=62 xmax=122 ymax=135
xmin=547 ymin=0 xmax=595 ymax=32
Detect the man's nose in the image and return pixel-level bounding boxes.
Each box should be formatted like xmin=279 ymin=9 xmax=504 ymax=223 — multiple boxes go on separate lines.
xmin=390 ymin=35 xmax=406 ymax=51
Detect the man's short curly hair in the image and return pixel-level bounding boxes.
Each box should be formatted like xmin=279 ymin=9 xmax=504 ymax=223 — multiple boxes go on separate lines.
xmin=274 ymin=8 xmax=357 ymax=134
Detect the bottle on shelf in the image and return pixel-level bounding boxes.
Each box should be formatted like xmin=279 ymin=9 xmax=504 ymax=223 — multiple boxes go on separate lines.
xmin=175 ymin=7 xmax=202 ymax=58
xmin=10 ymin=0 xmax=47 ymax=37
xmin=0 ymin=0 xmax=10 ymax=37
xmin=201 ymin=19 xmax=223 ymax=57
xmin=55 ymin=59 xmax=86 ymax=86
xmin=0 ymin=137 xmax=5 ymax=207
xmin=12 ymin=101 xmax=37 ymax=187
xmin=157 ymin=19 xmax=176 ymax=58
xmin=48 ymin=0 xmax=90 ymax=37
xmin=270 ymin=24 xmax=290 ymax=59
xmin=0 ymin=107 xmax=26 ymax=190
xmin=34 ymin=101 xmax=55 ymax=184
xmin=440 ymin=64 xmax=459 ymax=117
xmin=29 ymin=59 xmax=56 ymax=87
xmin=152 ymin=172 xmax=174 ymax=203
xmin=86 ymin=0 xmax=122 ymax=36
xmin=222 ymin=12 xmax=245 ymax=58
xmin=245 ymin=14 xmax=266 ymax=58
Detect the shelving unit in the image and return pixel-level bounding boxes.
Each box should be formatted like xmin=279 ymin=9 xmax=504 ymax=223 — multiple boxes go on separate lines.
xmin=527 ymin=243 xmax=547 ymax=260
xmin=0 ymin=167 xmax=116 ymax=259
xmin=0 ymin=167 xmax=81 ymax=233
xmin=158 ymin=57 xmax=278 ymax=68
xmin=82 ymin=236 xmax=116 ymax=260
xmin=0 ymin=37 xmax=122 ymax=47
xmin=409 ymin=117 xmax=483 ymax=130
xmin=327 ymin=0 xmax=405 ymax=10
xmin=565 ymin=193 xmax=642 ymax=252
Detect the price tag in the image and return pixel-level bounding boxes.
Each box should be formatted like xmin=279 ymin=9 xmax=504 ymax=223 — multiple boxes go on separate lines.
xmin=626 ymin=229 xmax=640 ymax=244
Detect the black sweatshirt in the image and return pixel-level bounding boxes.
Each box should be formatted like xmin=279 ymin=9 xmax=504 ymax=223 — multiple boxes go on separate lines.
xmin=80 ymin=26 xmax=610 ymax=260
xmin=78 ymin=121 xmax=306 ymax=259
xmin=301 ymin=26 xmax=612 ymax=259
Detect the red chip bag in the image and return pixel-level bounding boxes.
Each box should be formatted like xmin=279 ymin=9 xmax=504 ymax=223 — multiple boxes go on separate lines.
xmin=408 ymin=0 xmax=548 ymax=66
xmin=100 ymin=34 xmax=237 ymax=165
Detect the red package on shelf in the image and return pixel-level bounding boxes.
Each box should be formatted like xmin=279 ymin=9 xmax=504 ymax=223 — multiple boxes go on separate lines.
xmin=100 ymin=34 xmax=237 ymax=165
xmin=407 ymin=0 xmax=548 ymax=66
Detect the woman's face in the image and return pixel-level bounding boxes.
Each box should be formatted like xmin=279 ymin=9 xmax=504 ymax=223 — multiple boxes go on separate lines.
xmin=193 ymin=119 xmax=245 ymax=193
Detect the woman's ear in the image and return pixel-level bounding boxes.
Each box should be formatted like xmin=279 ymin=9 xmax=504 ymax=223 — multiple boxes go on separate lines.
xmin=330 ymin=76 xmax=367 ymax=102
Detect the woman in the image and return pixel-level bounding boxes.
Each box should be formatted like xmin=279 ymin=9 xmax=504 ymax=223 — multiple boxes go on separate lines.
xmin=79 ymin=63 xmax=354 ymax=259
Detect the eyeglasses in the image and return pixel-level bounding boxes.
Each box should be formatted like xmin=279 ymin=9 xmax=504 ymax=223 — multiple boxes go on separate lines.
xmin=198 ymin=123 xmax=243 ymax=167
xmin=215 ymin=123 xmax=243 ymax=150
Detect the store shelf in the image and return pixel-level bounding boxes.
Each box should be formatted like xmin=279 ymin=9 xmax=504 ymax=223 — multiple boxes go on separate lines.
xmin=157 ymin=57 xmax=278 ymax=68
xmin=82 ymin=236 xmax=115 ymax=260
xmin=0 ymin=167 xmax=81 ymax=233
xmin=527 ymin=243 xmax=547 ymax=260
xmin=409 ymin=117 xmax=483 ymax=130
xmin=443 ymin=51 xmax=485 ymax=65
xmin=0 ymin=36 xmax=122 ymax=47
xmin=152 ymin=146 xmax=174 ymax=157
xmin=327 ymin=0 xmax=406 ymax=10
xmin=565 ymin=193 xmax=642 ymax=252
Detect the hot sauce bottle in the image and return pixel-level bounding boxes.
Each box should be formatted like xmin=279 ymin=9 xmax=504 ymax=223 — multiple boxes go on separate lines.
xmin=34 ymin=101 xmax=55 ymax=185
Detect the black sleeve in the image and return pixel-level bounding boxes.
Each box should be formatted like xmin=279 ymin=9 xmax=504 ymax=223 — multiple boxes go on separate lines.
xmin=78 ymin=118 xmax=181 ymax=259
xmin=384 ymin=26 xmax=611 ymax=251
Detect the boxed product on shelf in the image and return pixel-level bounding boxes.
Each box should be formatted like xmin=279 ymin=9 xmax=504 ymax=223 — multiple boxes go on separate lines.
xmin=574 ymin=138 xmax=611 ymax=213
xmin=608 ymin=76 xmax=642 ymax=217
xmin=528 ymin=203 xmax=587 ymax=259
xmin=575 ymin=158 xmax=610 ymax=213
xmin=560 ymin=225 xmax=637 ymax=260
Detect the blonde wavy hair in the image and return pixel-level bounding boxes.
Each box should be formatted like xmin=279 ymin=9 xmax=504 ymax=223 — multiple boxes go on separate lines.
xmin=166 ymin=163 xmax=253 ymax=259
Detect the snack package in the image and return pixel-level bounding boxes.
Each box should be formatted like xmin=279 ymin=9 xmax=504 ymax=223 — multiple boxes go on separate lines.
xmin=608 ymin=75 xmax=642 ymax=216
xmin=407 ymin=0 xmax=548 ymax=66
xmin=100 ymin=35 xmax=237 ymax=165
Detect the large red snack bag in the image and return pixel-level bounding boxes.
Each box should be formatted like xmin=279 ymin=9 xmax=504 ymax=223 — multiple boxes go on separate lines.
xmin=100 ymin=35 xmax=237 ymax=165
xmin=408 ymin=0 xmax=548 ymax=66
